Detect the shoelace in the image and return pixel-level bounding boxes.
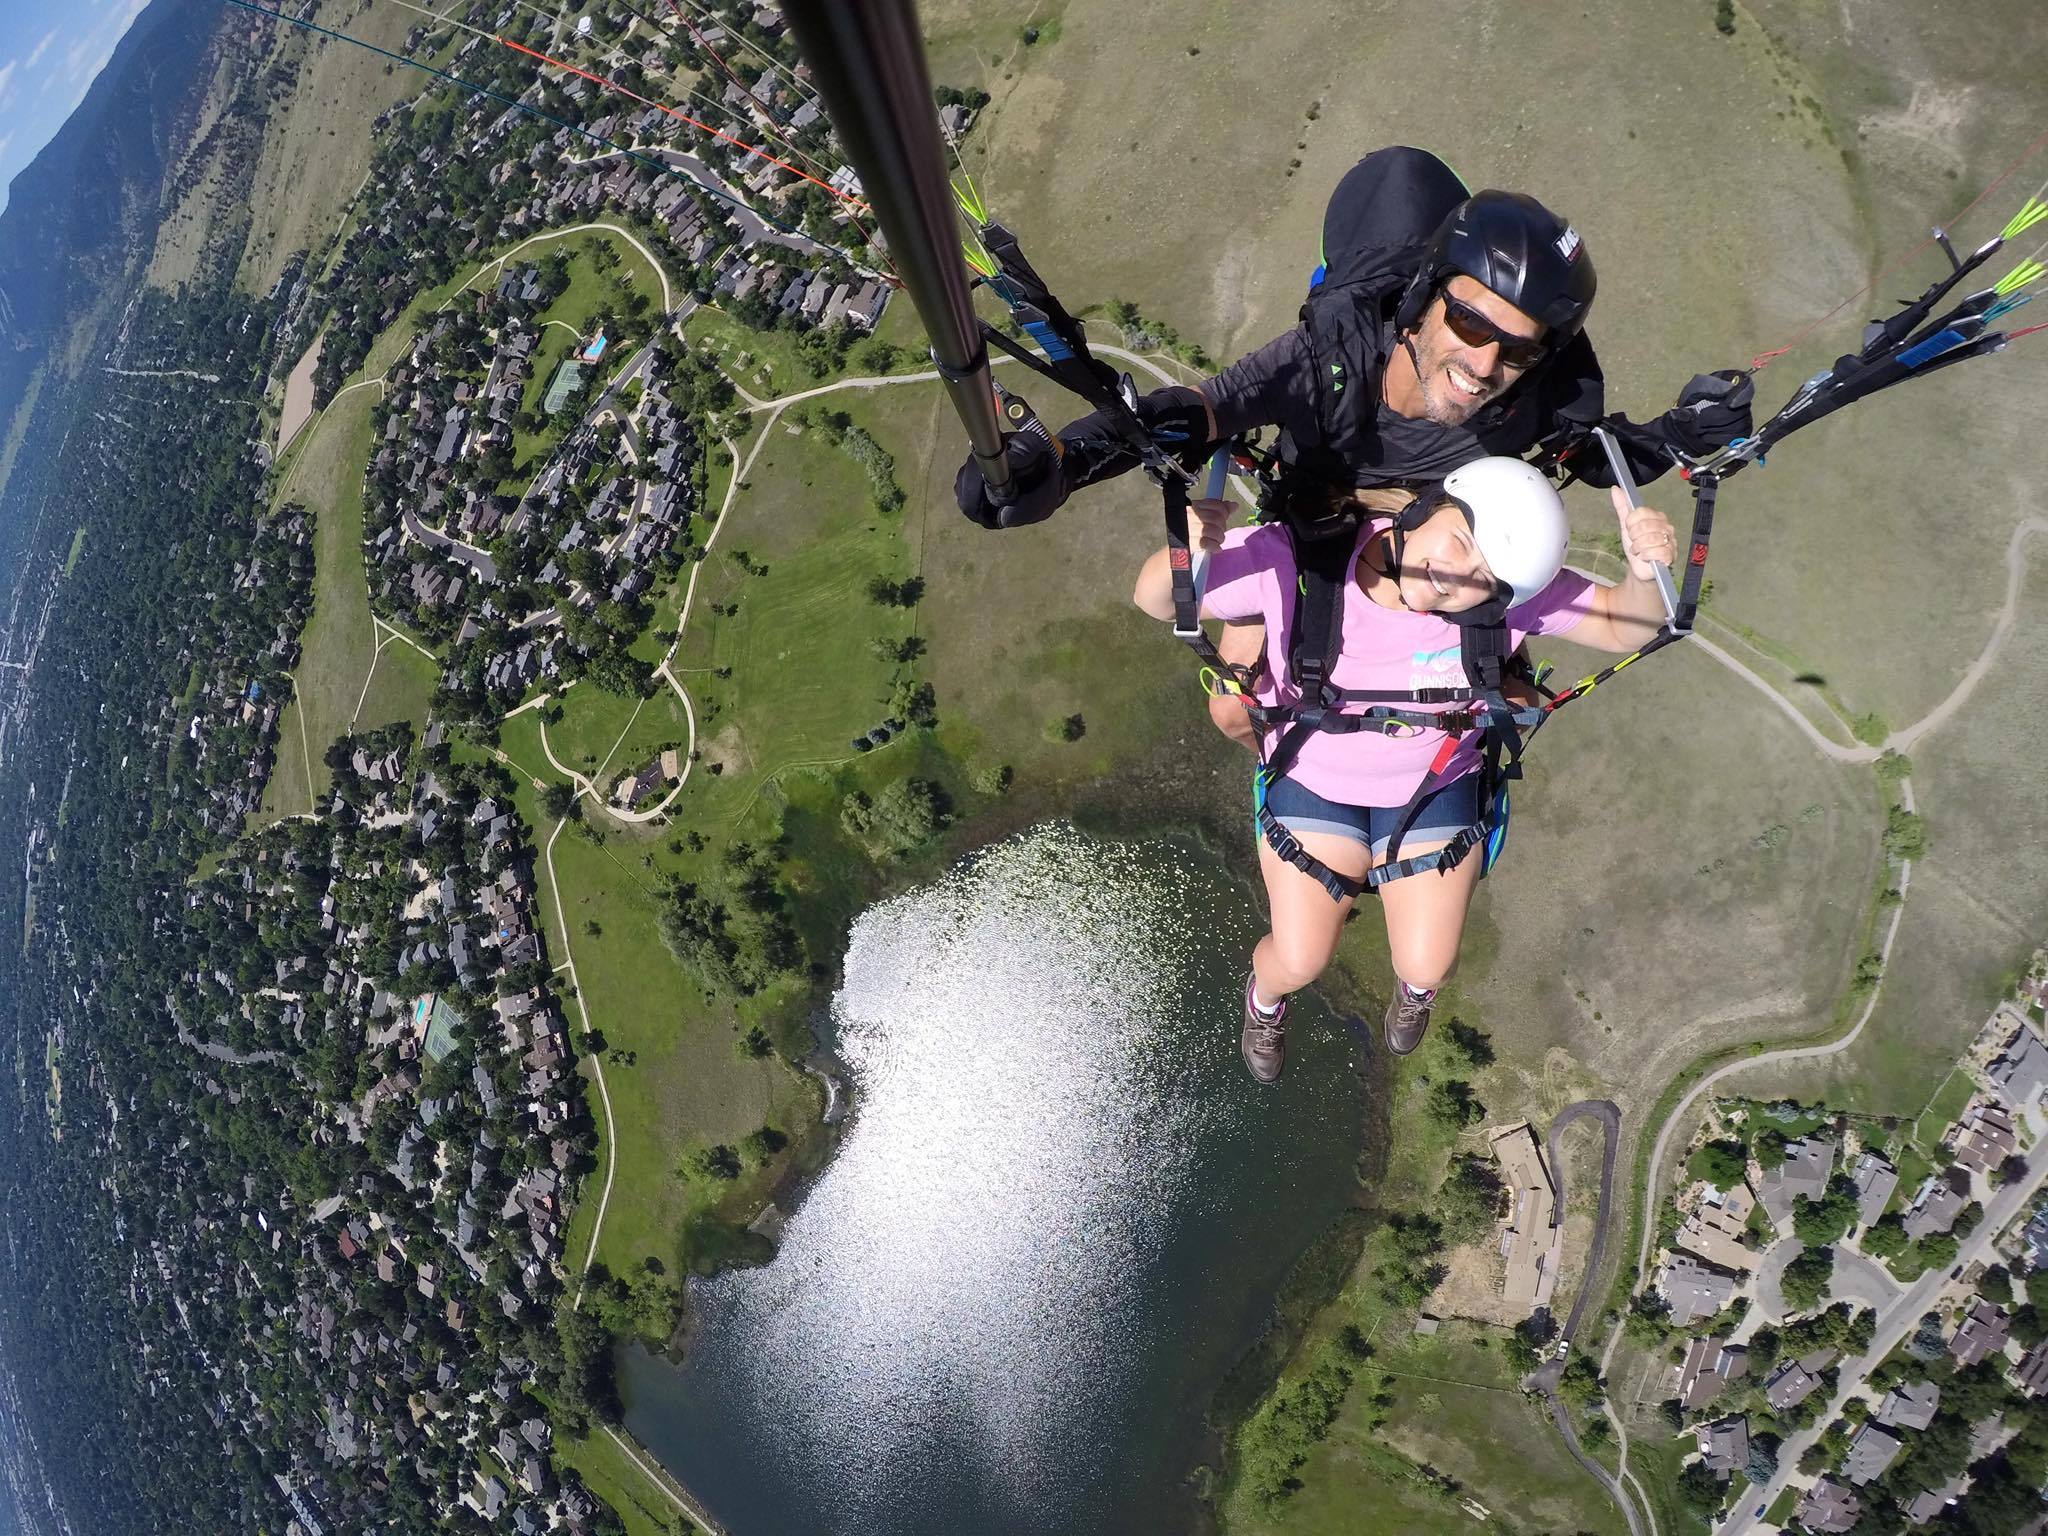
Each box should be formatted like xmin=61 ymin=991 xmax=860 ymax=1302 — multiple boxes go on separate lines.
xmin=1247 ymin=991 xmax=1288 ymax=1048
xmin=1393 ymin=991 xmax=1433 ymax=1031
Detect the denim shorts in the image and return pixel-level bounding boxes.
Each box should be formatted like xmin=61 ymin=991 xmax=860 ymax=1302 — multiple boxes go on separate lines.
xmin=1261 ymin=771 xmax=1483 ymax=858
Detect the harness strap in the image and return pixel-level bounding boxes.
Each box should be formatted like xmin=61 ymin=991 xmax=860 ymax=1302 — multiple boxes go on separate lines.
xmin=1255 ymin=796 xmax=1489 ymax=901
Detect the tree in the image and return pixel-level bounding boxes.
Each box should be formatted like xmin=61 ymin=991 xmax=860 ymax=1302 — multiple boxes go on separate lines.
xmin=1780 ymin=1245 xmax=1834 ymax=1312
xmin=1883 ymin=804 xmax=1929 ymax=859
xmin=1442 ymin=1018 xmax=1494 ymax=1070
xmin=1687 ymin=1139 xmax=1749 ymax=1188
xmin=1863 ymin=1213 xmax=1910 ymax=1259
xmin=1792 ymin=1174 xmax=1862 ymax=1246
xmin=1752 ymin=1128 xmax=1791 ymax=1170
xmin=1557 ymin=1356 xmax=1604 ymax=1410
xmin=688 ymin=1144 xmax=741 ymax=1181
xmin=1436 ymin=1154 xmax=1504 ymax=1244
xmin=1915 ymin=1231 xmax=1959 ymax=1269
xmin=1676 ymin=1460 xmax=1724 ymax=1516
xmin=1425 ymin=1078 xmax=1485 ymax=1131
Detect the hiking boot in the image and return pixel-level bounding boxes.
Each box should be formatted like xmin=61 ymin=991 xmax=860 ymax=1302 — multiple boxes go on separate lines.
xmin=1384 ymin=984 xmax=1436 ymax=1057
xmin=1241 ymin=973 xmax=1289 ymax=1085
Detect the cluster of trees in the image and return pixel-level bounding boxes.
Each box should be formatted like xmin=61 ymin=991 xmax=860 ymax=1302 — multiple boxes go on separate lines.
xmin=799 ymin=406 xmax=905 ymax=513
xmin=1101 ymin=297 xmax=1216 ymax=371
xmin=1234 ymin=1323 xmax=1373 ymax=1505
xmin=840 ymin=779 xmax=949 ymax=861
xmin=655 ymin=839 xmax=806 ymax=998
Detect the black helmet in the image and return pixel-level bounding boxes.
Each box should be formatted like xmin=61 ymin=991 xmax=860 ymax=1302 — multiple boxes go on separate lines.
xmin=1394 ymin=190 xmax=1596 ymax=340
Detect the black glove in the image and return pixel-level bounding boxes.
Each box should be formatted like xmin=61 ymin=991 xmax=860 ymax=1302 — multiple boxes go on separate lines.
xmin=954 ymin=417 xmax=1062 ymax=530
xmin=1663 ymin=369 xmax=1756 ymax=456
xmin=954 ymin=384 xmax=1214 ymax=530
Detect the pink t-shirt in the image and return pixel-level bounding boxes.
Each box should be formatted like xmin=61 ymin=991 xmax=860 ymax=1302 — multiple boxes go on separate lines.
xmin=1200 ymin=520 xmax=1593 ymax=807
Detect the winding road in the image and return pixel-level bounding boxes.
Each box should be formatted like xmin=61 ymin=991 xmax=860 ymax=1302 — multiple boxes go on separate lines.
xmin=1530 ymin=1101 xmax=1637 ymax=1536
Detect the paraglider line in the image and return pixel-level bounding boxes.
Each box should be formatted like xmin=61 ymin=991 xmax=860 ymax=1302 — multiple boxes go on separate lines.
xmin=1751 ymin=120 xmax=2048 ymax=370
xmin=495 ymin=34 xmax=870 ymax=211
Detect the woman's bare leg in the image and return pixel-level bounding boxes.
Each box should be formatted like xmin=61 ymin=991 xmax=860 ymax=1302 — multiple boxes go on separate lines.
xmin=1376 ymin=836 xmax=1483 ymax=992
xmin=1251 ymin=828 xmax=1372 ymax=1002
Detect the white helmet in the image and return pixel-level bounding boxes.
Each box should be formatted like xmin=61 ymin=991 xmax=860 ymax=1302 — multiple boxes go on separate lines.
xmin=1439 ymin=456 xmax=1569 ymax=603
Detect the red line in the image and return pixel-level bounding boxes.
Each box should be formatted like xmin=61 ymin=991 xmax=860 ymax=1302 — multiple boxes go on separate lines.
xmin=1750 ymin=121 xmax=2048 ymax=371
xmin=2009 ymin=321 xmax=2048 ymax=341
xmin=496 ymin=35 xmax=869 ymax=212
xmin=649 ymin=3 xmax=898 ymax=279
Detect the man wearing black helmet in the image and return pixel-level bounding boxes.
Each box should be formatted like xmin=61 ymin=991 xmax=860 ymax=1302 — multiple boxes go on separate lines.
xmin=955 ymin=147 xmax=1750 ymax=751
xmin=956 ymin=146 xmax=1750 ymax=527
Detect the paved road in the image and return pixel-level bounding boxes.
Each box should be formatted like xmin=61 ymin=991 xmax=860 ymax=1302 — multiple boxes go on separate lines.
xmin=1722 ymin=1143 xmax=2048 ymax=1533
xmin=1753 ymin=1237 xmax=1900 ymax=1322
xmin=402 ymin=506 xmax=498 ymax=582
xmin=1549 ymin=1099 xmax=1623 ymax=1347
xmin=1527 ymin=1100 xmax=1640 ymax=1536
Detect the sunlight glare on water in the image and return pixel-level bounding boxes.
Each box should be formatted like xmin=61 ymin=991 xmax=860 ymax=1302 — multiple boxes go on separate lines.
xmin=625 ymin=824 xmax=1365 ymax=1535
xmin=717 ymin=829 xmax=1215 ymax=1508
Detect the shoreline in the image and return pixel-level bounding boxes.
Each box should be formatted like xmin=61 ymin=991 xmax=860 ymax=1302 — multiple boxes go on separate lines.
xmin=630 ymin=747 xmax=1391 ymax=1531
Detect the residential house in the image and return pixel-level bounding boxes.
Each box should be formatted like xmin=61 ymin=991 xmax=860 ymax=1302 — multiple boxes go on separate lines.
xmin=1675 ymin=1336 xmax=1749 ymax=1411
xmin=1843 ymin=1422 xmax=1903 ymax=1486
xmin=1676 ymin=1181 xmax=1759 ymax=1273
xmin=1660 ymin=1252 xmax=1741 ymax=1327
xmin=1851 ymin=1149 xmax=1899 ymax=1227
xmin=1903 ymin=1480 xmax=1963 ymax=1526
xmin=1988 ymin=1023 xmax=2048 ymax=1105
xmin=1948 ymin=1099 xmax=2019 ymax=1181
xmin=1758 ymin=1136 xmax=1835 ymax=1229
xmin=1875 ymin=1378 xmax=1941 ymax=1431
xmin=1950 ymin=1298 xmax=2011 ymax=1366
xmin=1695 ymin=1415 xmax=1749 ymax=1479
xmin=1763 ymin=1354 xmax=1827 ymax=1413
xmin=1795 ymin=1478 xmax=1861 ymax=1533
xmin=1902 ymin=1167 xmax=1971 ymax=1240
xmin=2018 ymin=1340 xmax=2048 ymax=1396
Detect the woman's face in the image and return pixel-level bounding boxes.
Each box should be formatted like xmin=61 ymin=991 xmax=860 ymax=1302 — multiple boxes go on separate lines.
xmin=1389 ymin=499 xmax=1498 ymax=615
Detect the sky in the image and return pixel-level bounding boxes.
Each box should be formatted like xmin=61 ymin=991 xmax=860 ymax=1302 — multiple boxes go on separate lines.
xmin=0 ymin=0 xmax=154 ymax=214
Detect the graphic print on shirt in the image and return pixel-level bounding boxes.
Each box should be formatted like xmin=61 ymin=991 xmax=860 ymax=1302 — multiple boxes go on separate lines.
xmin=1410 ymin=643 xmax=1464 ymax=690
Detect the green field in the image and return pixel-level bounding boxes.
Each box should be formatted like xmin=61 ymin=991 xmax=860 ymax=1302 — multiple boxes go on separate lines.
xmin=356 ymin=630 xmax=441 ymax=737
xmin=1230 ymin=1317 xmax=1629 ymax=1536
xmin=554 ymin=1427 xmax=699 ymax=1536
xmin=231 ymin=0 xmax=428 ymax=294
xmin=543 ymin=685 xmax=647 ymax=783
xmin=1757 ymin=560 xmax=2048 ymax=1115
xmin=255 ymin=386 xmax=382 ymax=817
xmin=60 ymin=528 xmax=85 ymax=578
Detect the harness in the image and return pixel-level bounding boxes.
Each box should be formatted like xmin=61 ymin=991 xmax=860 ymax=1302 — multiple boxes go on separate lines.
xmin=1212 ymin=472 xmax=1551 ymax=902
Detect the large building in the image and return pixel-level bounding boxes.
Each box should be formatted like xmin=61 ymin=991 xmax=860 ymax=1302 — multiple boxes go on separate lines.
xmin=1489 ymin=1122 xmax=1560 ymax=1314
xmin=1676 ymin=1181 xmax=1759 ymax=1273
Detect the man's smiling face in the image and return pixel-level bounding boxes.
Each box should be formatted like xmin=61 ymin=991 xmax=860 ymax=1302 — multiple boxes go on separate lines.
xmin=1404 ymin=276 xmax=1547 ymax=427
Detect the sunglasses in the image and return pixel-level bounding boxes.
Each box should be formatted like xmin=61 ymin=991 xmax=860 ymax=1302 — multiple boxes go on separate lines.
xmin=1437 ymin=293 xmax=1548 ymax=370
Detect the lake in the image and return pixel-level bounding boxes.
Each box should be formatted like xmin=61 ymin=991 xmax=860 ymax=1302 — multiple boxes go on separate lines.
xmin=624 ymin=824 xmax=1370 ymax=1535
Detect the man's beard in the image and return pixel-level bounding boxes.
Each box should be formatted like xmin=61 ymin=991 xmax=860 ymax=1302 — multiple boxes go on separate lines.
xmin=1410 ymin=337 xmax=1495 ymax=427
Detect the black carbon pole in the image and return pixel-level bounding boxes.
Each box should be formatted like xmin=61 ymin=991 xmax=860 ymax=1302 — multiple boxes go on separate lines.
xmin=780 ymin=0 xmax=1010 ymax=489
